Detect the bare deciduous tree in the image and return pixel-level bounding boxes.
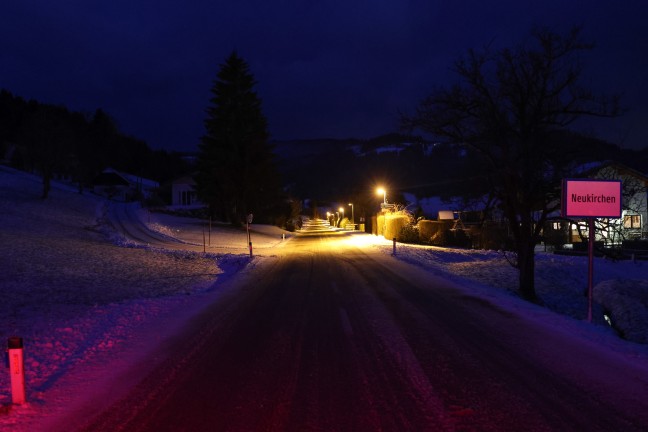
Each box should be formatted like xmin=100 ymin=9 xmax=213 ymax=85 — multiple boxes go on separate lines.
xmin=403 ymin=27 xmax=619 ymax=301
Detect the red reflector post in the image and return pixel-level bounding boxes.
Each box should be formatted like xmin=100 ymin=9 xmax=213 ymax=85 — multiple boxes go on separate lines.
xmin=8 ymin=337 xmax=26 ymax=404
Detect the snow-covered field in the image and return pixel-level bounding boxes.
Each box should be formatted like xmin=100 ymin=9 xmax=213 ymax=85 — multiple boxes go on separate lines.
xmin=1 ymin=165 xmax=647 ymax=431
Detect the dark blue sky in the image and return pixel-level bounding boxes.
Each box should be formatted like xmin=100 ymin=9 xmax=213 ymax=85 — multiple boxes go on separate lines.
xmin=2 ymin=1 xmax=647 ymax=151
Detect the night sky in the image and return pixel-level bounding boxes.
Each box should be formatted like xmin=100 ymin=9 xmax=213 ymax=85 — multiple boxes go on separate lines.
xmin=2 ymin=1 xmax=647 ymax=151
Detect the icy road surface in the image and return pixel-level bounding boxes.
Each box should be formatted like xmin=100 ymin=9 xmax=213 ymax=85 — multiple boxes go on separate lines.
xmin=72 ymin=231 xmax=648 ymax=432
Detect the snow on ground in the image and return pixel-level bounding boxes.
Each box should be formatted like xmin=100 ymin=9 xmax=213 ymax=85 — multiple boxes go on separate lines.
xmin=140 ymin=207 xmax=293 ymax=252
xmin=356 ymin=235 xmax=648 ymax=343
xmin=0 ymin=166 xmax=282 ymax=430
xmin=1 ymin=165 xmax=648 ymax=431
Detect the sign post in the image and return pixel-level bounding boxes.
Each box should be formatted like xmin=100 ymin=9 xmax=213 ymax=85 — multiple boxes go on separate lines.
xmin=587 ymin=217 xmax=595 ymax=322
xmin=562 ymin=179 xmax=622 ymax=322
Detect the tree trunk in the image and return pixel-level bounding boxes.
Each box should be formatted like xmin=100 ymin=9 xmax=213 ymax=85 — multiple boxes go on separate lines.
xmin=41 ymin=171 xmax=51 ymax=199
xmin=517 ymin=239 xmax=537 ymax=302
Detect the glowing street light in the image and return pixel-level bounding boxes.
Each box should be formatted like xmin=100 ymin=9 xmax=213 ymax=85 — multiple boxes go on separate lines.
xmin=339 ymin=207 xmax=345 ymax=220
xmin=376 ymin=187 xmax=387 ymax=205
xmin=348 ymin=202 xmax=354 ymax=225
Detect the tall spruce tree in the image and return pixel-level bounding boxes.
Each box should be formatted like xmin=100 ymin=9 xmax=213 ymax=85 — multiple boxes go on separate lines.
xmin=196 ymin=52 xmax=281 ymax=225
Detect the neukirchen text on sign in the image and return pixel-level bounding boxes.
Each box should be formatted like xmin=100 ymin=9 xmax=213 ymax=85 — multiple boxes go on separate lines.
xmin=570 ymin=193 xmax=617 ymax=204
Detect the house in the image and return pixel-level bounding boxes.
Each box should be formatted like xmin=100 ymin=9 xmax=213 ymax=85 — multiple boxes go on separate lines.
xmin=93 ymin=168 xmax=159 ymax=202
xmin=411 ymin=161 xmax=647 ymax=250
xmin=171 ymin=175 xmax=202 ymax=208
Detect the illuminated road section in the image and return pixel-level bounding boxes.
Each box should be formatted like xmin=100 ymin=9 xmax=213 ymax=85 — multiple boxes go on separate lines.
xmin=78 ymin=230 xmax=648 ymax=431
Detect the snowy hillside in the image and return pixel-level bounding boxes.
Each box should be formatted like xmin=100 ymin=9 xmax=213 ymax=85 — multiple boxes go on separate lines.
xmin=1 ymin=164 xmax=647 ymax=431
xmin=0 ymin=165 xmax=283 ymax=430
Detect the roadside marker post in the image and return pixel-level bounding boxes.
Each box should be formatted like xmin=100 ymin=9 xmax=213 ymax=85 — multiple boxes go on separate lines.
xmin=202 ymin=223 xmax=206 ymax=253
xmin=246 ymin=213 xmax=254 ymax=258
xmin=8 ymin=337 xmax=26 ymax=404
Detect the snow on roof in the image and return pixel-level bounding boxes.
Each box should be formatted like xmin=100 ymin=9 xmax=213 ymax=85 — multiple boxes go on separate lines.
xmin=102 ymin=167 xmax=159 ymax=188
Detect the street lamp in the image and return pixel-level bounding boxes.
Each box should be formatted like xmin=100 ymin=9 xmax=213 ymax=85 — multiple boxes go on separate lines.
xmin=376 ymin=187 xmax=387 ymax=205
xmin=339 ymin=207 xmax=345 ymax=220
xmin=348 ymin=203 xmax=354 ymax=225
xmin=376 ymin=188 xmax=388 ymax=236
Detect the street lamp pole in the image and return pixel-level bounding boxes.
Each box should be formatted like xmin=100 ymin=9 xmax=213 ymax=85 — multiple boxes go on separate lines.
xmin=376 ymin=187 xmax=388 ymax=236
xmin=348 ymin=203 xmax=354 ymax=225
xmin=377 ymin=188 xmax=387 ymax=206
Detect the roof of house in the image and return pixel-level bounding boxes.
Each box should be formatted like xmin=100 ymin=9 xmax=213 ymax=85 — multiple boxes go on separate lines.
xmin=576 ymin=160 xmax=648 ymax=184
xmin=93 ymin=171 xmax=129 ymax=186
xmin=96 ymin=168 xmax=159 ymax=188
xmin=171 ymin=175 xmax=196 ymax=185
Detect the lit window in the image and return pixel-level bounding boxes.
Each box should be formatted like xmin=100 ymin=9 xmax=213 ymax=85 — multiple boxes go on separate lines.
xmin=623 ymin=214 xmax=641 ymax=229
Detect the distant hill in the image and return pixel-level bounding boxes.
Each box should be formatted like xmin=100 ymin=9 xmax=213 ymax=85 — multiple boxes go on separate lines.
xmin=272 ymin=131 xmax=648 ymax=210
